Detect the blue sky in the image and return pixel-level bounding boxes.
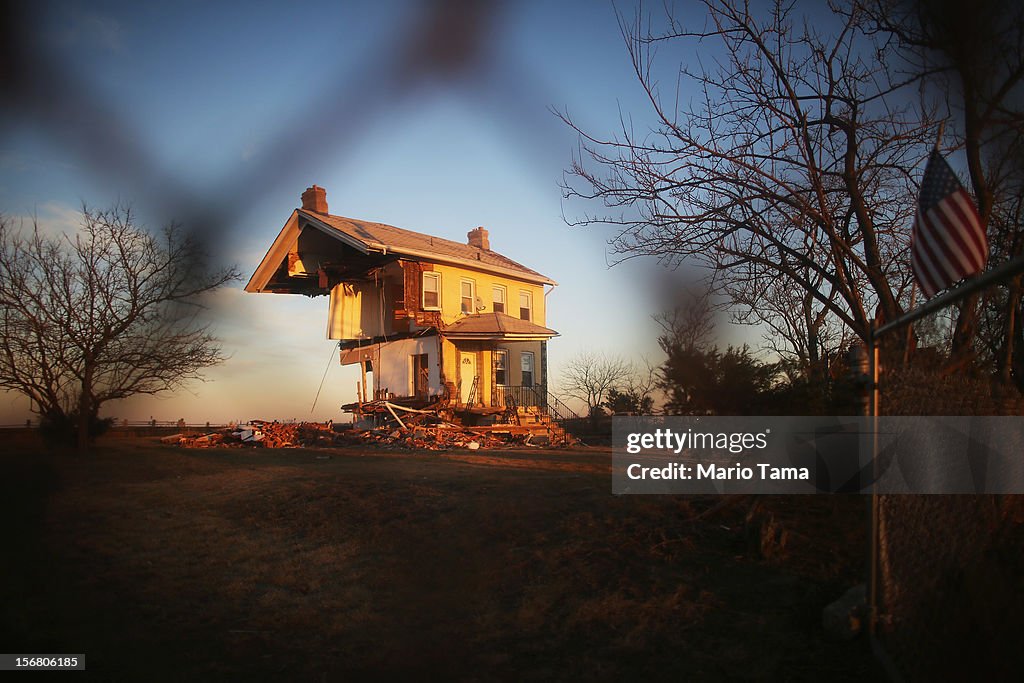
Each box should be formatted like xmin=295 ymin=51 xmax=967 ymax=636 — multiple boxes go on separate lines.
xmin=1 ymin=0 xmax=756 ymax=424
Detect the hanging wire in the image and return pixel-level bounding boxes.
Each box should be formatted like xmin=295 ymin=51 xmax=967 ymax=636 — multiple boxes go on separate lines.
xmin=311 ymin=342 xmax=341 ymax=414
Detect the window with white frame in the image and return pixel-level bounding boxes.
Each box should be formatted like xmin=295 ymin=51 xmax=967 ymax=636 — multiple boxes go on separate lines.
xmin=492 ymin=285 xmax=506 ymax=314
xmin=494 ymin=349 xmax=508 ymax=385
xmin=422 ymin=272 xmax=440 ymax=310
xmin=461 ymin=279 xmax=476 ymax=314
xmin=519 ymin=290 xmax=532 ymax=321
xmin=520 ymin=351 xmax=534 ymax=387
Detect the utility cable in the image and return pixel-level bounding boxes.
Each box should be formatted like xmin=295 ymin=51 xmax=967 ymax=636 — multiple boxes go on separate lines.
xmin=311 ymin=342 xmax=341 ymax=414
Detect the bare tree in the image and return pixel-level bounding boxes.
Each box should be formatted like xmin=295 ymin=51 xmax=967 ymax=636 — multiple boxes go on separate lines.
xmin=624 ymin=356 xmax=662 ymax=412
xmin=604 ymin=355 xmax=662 ymax=414
xmin=652 ymin=287 xmax=716 ymax=354
xmin=559 ymin=350 xmax=633 ymax=414
xmin=0 ymin=206 xmax=240 ymax=450
xmin=559 ymin=0 xmax=937 ymax=360
xmin=728 ymin=268 xmax=853 ymax=377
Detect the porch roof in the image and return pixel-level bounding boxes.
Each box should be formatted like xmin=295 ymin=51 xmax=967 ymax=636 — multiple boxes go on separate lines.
xmin=441 ymin=312 xmax=558 ymax=341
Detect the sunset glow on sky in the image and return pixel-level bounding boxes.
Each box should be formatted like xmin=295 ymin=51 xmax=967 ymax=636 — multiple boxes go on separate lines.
xmin=1 ymin=1 xmax=756 ymax=424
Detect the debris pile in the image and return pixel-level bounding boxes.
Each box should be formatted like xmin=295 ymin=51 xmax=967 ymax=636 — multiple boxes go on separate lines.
xmin=251 ymin=420 xmax=342 ymax=448
xmin=170 ymin=432 xmax=241 ymax=449
xmin=167 ymin=402 xmax=573 ymax=451
xmin=346 ymin=401 xmax=573 ymax=450
xmin=354 ymin=423 xmax=530 ymax=451
xmin=167 ymin=420 xmax=346 ymax=449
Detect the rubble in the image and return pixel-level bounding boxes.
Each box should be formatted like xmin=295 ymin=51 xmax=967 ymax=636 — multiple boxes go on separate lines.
xmin=172 ymin=420 xmax=342 ymax=449
xmin=167 ymin=401 xmax=575 ymax=451
xmin=351 ymin=400 xmax=576 ymax=449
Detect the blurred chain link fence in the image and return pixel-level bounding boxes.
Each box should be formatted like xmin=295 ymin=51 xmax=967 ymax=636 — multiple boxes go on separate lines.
xmin=874 ymin=367 xmax=1024 ymax=680
xmin=6 ymin=3 xmax=1024 ymax=678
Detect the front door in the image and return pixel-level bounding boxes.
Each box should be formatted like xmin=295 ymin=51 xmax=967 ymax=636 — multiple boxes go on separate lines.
xmin=460 ymin=352 xmax=477 ymax=405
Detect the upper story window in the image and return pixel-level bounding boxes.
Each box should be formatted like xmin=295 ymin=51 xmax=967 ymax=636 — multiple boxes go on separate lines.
xmin=519 ymin=290 xmax=532 ymax=321
xmin=492 ymin=285 xmax=506 ymax=314
xmin=461 ymin=279 xmax=476 ymax=314
xmin=422 ymin=272 xmax=440 ymax=310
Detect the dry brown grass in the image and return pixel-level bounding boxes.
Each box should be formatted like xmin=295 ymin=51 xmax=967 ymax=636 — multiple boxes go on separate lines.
xmin=0 ymin=435 xmax=880 ymax=681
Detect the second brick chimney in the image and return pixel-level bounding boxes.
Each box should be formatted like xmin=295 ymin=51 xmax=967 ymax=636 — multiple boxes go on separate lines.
xmin=467 ymin=226 xmax=490 ymax=251
xmin=301 ymin=185 xmax=328 ymax=214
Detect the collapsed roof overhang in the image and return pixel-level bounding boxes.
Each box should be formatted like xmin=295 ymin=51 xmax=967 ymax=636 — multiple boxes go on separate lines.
xmin=245 ymin=209 xmax=558 ymax=296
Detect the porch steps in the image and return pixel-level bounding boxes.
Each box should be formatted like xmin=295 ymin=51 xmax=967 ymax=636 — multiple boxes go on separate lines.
xmin=510 ymin=406 xmax=569 ymax=445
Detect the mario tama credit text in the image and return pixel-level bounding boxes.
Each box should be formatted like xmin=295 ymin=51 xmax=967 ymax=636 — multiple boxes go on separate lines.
xmin=612 ymin=416 xmax=1024 ymax=495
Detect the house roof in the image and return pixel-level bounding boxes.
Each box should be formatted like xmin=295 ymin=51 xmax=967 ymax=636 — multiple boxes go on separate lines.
xmin=441 ymin=312 xmax=558 ymax=340
xmin=300 ymin=210 xmax=557 ymax=286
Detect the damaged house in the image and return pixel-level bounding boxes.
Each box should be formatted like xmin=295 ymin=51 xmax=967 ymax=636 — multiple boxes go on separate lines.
xmin=246 ymin=185 xmax=566 ymax=427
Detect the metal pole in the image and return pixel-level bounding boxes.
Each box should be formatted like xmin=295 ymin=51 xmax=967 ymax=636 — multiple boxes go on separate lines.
xmin=903 ymin=284 xmax=917 ymax=366
xmin=868 ymin=320 xmax=880 ymax=636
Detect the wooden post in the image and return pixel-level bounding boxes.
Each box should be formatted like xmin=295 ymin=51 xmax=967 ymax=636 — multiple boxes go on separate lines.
xmin=870 ymin=321 xmax=881 ymax=420
xmin=384 ymin=402 xmax=407 ymax=430
xmin=360 ymin=358 xmax=368 ymax=407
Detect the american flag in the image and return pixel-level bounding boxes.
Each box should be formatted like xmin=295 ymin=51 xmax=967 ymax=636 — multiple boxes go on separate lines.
xmin=910 ymin=150 xmax=988 ymax=297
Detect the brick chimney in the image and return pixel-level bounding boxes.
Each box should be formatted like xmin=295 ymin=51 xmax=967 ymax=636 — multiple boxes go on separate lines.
xmin=467 ymin=226 xmax=490 ymax=251
xmin=301 ymin=185 xmax=328 ymax=214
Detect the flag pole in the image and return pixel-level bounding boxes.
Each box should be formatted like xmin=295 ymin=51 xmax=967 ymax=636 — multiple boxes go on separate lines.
xmin=901 ymin=117 xmax=939 ymax=365
xmin=934 ymin=120 xmax=945 ymax=151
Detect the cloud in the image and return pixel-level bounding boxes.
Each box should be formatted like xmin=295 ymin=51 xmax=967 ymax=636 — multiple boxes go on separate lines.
xmin=56 ymin=10 xmax=124 ymax=53
xmin=4 ymin=201 xmax=86 ymax=240
xmin=0 ymin=151 xmax=30 ymax=173
xmin=0 ymin=150 xmax=76 ymax=174
xmin=241 ymin=140 xmax=259 ymax=163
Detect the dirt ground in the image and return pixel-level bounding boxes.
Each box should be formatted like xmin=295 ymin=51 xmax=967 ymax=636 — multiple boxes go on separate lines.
xmin=0 ymin=434 xmax=881 ymax=681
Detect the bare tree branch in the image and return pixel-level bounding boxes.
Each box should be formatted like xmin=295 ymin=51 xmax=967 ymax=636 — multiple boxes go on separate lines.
xmin=559 ymin=0 xmax=938 ymax=360
xmin=558 ymin=350 xmax=633 ymax=414
xmin=0 ymin=206 xmax=240 ymax=449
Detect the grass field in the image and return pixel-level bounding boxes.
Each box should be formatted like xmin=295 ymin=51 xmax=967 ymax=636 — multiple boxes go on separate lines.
xmin=0 ymin=435 xmax=881 ymax=680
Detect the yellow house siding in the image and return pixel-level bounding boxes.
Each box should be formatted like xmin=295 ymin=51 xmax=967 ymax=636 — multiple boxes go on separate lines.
xmin=479 ymin=346 xmax=492 ymax=406
xmin=441 ymin=340 xmax=547 ymax=404
xmin=498 ymin=341 xmax=544 ymax=386
xmin=428 ymin=263 xmax=546 ymax=326
xmin=441 ymin=336 xmax=459 ymax=396
xmin=324 ymin=261 xmax=551 ymax=340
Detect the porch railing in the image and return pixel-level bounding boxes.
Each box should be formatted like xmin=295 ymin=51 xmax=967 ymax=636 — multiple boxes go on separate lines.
xmin=493 ymin=386 xmax=581 ymax=423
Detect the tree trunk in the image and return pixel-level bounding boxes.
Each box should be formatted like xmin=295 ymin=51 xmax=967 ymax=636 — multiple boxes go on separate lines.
xmin=78 ymin=365 xmax=92 ymax=453
xmin=951 ymin=294 xmax=980 ymax=361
